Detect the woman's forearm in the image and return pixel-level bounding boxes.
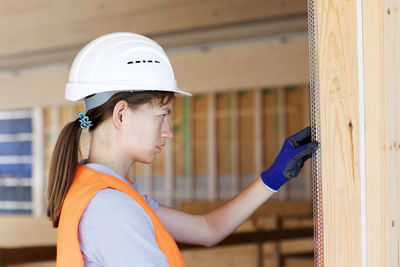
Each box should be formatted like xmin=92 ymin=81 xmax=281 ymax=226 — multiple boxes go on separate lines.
xmin=202 ymin=176 xmax=274 ymax=246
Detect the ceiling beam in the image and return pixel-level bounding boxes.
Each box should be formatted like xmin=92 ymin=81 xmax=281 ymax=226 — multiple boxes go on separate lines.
xmin=0 ymin=0 xmax=306 ymax=59
xmin=0 ymin=15 xmax=307 ymax=71
xmin=0 ymin=36 xmax=309 ymax=110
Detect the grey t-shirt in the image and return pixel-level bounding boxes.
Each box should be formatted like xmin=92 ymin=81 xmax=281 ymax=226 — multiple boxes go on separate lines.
xmin=78 ymin=163 xmax=169 ymax=267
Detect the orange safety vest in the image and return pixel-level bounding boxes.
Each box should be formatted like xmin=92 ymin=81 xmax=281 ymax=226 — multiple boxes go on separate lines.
xmin=57 ymin=164 xmax=185 ymax=267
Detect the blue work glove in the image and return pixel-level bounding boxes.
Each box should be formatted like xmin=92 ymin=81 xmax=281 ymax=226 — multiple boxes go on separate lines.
xmin=261 ymin=127 xmax=319 ymax=192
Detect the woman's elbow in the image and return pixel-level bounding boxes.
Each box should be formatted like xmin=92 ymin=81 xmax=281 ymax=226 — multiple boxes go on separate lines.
xmin=201 ymin=234 xmax=223 ymax=248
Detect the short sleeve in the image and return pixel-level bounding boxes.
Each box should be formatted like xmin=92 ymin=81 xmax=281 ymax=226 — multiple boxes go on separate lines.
xmin=79 ymin=188 xmax=169 ymax=267
xmin=131 ymin=184 xmax=159 ymax=211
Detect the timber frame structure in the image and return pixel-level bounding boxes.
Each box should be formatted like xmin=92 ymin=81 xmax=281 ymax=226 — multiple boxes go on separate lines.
xmin=313 ymin=0 xmax=400 ymax=266
xmin=0 ymin=0 xmax=399 ymax=266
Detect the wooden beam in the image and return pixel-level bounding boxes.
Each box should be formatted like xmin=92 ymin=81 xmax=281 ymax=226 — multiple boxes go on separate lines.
xmin=253 ymin=89 xmax=263 ymax=175
xmin=182 ymin=97 xmax=194 ymax=200
xmin=0 ymin=15 xmax=307 ymax=72
xmin=172 ymin=36 xmax=309 ymax=94
xmin=316 ymin=0 xmax=362 ymax=265
xmin=0 ymin=37 xmax=309 ymax=110
xmin=363 ymin=0 xmax=400 ymax=265
xmin=164 ymin=138 xmax=174 ymax=206
xmin=0 ymin=0 xmax=306 ymax=59
xmin=230 ymin=92 xmax=239 ymax=196
xmin=277 ymin=88 xmax=288 ymax=200
xmin=179 ymin=201 xmax=312 ymax=217
xmin=178 ymin=228 xmax=313 ymax=250
xmin=314 ymin=0 xmax=400 ymax=265
xmin=144 ymin=164 xmax=153 ymax=197
xmin=207 ymin=93 xmax=217 ymax=200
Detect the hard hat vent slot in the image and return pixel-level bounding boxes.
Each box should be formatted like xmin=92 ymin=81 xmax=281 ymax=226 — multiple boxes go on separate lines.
xmin=127 ymin=60 xmax=161 ymax=64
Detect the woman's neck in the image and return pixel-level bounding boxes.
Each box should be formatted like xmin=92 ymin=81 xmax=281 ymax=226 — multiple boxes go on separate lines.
xmin=87 ymin=122 xmax=133 ymax=178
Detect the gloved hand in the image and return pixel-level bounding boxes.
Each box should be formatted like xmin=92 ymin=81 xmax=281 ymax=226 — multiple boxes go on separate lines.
xmin=261 ymin=127 xmax=319 ymax=192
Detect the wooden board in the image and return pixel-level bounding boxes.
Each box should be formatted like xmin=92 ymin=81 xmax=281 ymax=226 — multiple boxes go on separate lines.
xmin=316 ymin=0 xmax=362 ymax=265
xmin=0 ymin=216 xmax=56 ymax=248
xmin=182 ymin=244 xmax=259 ymax=267
xmin=0 ymin=37 xmax=309 ymax=110
xmin=179 ymin=201 xmax=311 ymax=218
xmin=362 ymin=0 xmax=400 ymax=265
xmin=238 ymin=91 xmax=255 ymax=174
xmin=0 ymin=0 xmax=306 ymax=58
xmin=316 ymin=0 xmax=400 ymax=265
xmin=216 ymin=93 xmax=232 ymax=175
xmin=193 ymin=95 xmax=208 ymax=176
xmin=263 ymin=88 xmax=280 ymax=168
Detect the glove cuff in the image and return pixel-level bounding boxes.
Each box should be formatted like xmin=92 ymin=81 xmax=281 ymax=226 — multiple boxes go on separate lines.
xmin=260 ymin=168 xmax=288 ymax=191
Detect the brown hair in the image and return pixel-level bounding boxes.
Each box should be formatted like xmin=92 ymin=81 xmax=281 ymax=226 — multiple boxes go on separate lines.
xmin=47 ymin=91 xmax=174 ymax=227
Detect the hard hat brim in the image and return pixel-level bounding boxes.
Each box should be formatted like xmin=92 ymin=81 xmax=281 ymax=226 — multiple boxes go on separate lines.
xmin=66 ymin=80 xmax=192 ymax=101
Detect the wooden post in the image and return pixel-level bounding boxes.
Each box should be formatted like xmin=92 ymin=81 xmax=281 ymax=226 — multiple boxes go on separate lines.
xmin=277 ymin=88 xmax=287 ymax=200
xmin=254 ymin=89 xmax=263 ymax=175
xmin=230 ymin=92 xmax=239 ymax=196
xmin=363 ymin=0 xmax=400 ymax=265
xmin=165 ymin=139 xmax=174 ymax=206
xmin=144 ymin=164 xmax=153 ymax=197
xmin=313 ymin=0 xmax=400 ymax=265
xmin=207 ymin=93 xmax=217 ymax=200
xmin=182 ymin=97 xmax=194 ymax=200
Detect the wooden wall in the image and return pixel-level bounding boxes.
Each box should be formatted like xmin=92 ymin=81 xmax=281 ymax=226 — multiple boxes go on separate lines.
xmin=315 ymin=0 xmax=400 ymax=265
xmin=42 ymin=86 xmax=311 ymax=205
xmin=0 ymin=0 xmax=309 ymax=110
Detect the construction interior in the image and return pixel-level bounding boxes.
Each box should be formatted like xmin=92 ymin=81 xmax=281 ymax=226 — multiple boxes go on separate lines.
xmin=0 ymin=0 xmax=399 ymax=266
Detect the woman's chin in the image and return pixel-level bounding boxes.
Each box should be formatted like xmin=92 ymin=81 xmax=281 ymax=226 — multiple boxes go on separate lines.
xmin=135 ymin=155 xmax=156 ymax=164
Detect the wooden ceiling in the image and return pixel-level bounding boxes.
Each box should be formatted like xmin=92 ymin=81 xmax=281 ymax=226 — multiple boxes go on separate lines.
xmin=0 ymin=0 xmax=309 ymax=109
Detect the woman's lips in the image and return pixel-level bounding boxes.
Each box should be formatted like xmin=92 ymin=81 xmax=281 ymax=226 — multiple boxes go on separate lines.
xmin=156 ymin=144 xmax=165 ymax=152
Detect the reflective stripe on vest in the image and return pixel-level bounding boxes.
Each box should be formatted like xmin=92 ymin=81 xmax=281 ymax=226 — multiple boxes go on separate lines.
xmin=57 ymin=164 xmax=185 ymax=267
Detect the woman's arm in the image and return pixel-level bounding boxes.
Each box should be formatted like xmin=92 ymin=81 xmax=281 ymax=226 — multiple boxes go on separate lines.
xmin=156 ymin=176 xmax=274 ymax=247
xmin=157 ymin=127 xmax=318 ymax=247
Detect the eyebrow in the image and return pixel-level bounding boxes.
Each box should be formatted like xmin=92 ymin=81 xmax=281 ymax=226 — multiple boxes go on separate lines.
xmin=162 ymin=108 xmax=172 ymax=114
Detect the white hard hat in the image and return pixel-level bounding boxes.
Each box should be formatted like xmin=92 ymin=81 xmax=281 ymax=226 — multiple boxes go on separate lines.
xmin=65 ymin=32 xmax=191 ymax=110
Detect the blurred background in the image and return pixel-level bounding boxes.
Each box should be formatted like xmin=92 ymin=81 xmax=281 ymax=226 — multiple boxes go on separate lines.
xmin=0 ymin=0 xmax=313 ymax=266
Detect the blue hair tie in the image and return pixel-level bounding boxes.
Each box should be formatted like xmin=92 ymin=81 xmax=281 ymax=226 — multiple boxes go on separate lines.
xmin=77 ymin=112 xmax=93 ymax=129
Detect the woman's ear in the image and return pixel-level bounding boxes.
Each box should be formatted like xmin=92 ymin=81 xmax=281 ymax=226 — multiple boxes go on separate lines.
xmin=112 ymin=100 xmax=128 ymax=129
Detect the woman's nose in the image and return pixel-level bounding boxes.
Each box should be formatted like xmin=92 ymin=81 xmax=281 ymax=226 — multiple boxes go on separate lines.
xmin=161 ymin=120 xmax=174 ymax=138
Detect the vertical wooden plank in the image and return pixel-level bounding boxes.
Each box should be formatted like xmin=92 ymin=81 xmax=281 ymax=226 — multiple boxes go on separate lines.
xmin=238 ymin=91 xmax=255 ymax=177
xmin=286 ymin=86 xmax=311 ymax=200
xmin=363 ymin=2 xmax=387 ymax=265
xmin=384 ymin=2 xmax=400 ymax=264
xmin=263 ymin=89 xmax=276 ymax=169
xmin=165 ymin=138 xmax=174 ymax=206
xmin=32 ymin=107 xmax=44 ymax=217
xmin=144 ymin=164 xmax=153 ymax=197
xmin=363 ymin=0 xmax=400 ymax=265
xmin=207 ymin=93 xmax=217 ymax=200
xmin=193 ymin=95 xmax=208 ymax=177
xmin=254 ymin=89 xmax=263 ymax=175
xmin=277 ymin=88 xmax=288 ymax=200
xmin=230 ymin=92 xmax=239 ymax=196
xmin=316 ymin=0 xmax=362 ymax=265
xmin=315 ymin=0 xmax=400 ymax=265
xmin=173 ymin=96 xmax=183 ymax=179
xmin=182 ymin=97 xmax=194 ymax=200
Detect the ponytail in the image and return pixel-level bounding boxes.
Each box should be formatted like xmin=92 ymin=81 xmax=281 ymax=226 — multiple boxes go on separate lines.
xmin=47 ymin=119 xmax=82 ymax=227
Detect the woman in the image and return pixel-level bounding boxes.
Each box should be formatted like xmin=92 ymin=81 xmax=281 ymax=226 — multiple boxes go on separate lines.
xmin=47 ymin=32 xmax=318 ymax=267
